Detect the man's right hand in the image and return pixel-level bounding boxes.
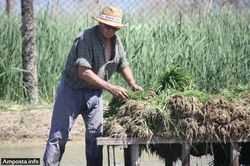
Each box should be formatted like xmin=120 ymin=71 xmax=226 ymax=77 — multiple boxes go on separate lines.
xmin=78 ymin=66 xmax=128 ymax=100
xmin=108 ymin=85 xmax=128 ymax=100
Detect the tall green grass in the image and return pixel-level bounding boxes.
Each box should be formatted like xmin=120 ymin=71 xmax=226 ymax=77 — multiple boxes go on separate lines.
xmin=0 ymin=11 xmax=250 ymax=102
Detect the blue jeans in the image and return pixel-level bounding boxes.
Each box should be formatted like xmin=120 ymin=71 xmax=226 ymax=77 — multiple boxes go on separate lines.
xmin=43 ymin=79 xmax=103 ymax=166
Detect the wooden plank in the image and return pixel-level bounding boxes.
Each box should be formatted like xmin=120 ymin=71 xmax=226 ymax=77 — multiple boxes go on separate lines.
xmin=112 ymin=146 xmax=116 ymax=166
xmin=97 ymin=137 xmax=250 ymax=146
xmin=107 ymin=145 xmax=111 ymax=166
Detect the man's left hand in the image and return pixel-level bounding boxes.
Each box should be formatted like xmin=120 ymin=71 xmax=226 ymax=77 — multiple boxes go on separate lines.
xmin=131 ymin=84 xmax=143 ymax=91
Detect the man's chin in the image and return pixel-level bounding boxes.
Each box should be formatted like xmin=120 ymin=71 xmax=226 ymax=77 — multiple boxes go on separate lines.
xmin=104 ymin=34 xmax=114 ymax=39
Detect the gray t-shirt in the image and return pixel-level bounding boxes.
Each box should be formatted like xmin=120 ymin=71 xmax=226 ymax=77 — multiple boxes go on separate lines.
xmin=62 ymin=25 xmax=129 ymax=89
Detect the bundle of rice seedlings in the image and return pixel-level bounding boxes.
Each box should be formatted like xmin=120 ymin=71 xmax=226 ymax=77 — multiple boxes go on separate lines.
xmin=168 ymin=95 xmax=204 ymax=121
xmin=105 ymin=100 xmax=153 ymax=138
xmin=104 ymin=89 xmax=250 ymax=162
xmin=103 ymin=120 xmax=126 ymax=138
xmin=104 ymin=78 xmax=250 ymax=141
xmin=104 ymin=97 xmax=173 ymax=138
xmin=203 ymin=96 xmax=250 ymax=140
xmin=157 ymin=66 xmax=192 ymax=93
xmin=166 ymin=94 xmax=250 ymax=141
xmin=204 ymin=101 xmax=232 ymax=125
xmin=144 ymin=107 xmax=172 ymax=137
xmin=238 ymin=92 xmax=250 ymax=107
xmin=104 ymin=97 xmax=126 ymax=118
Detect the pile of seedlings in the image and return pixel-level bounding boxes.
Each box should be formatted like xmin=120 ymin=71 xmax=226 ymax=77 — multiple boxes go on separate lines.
xmin=104 ymin=67 xmax=250 ymax=142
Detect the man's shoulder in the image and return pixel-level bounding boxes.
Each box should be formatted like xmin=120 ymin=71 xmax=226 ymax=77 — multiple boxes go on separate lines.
xmin=76 ymin=26 xmax=98 ymax=40
xmin=115 ymin=34 xmax=125 ymax=48
xmin=115 ymin=33 xmax=121 ymax=41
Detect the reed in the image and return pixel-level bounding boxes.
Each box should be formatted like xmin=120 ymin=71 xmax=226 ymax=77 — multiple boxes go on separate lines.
xmin=0 ymin=11 xmax=249 ymax=102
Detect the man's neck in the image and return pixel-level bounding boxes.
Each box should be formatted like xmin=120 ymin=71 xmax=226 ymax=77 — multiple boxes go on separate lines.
xmin=104 ymin=38 xmax=112 ymax=43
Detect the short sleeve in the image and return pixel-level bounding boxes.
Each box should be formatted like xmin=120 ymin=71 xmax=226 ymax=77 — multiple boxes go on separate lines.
xmin=75 ymin=35 xmax=92 ymax=68
xmin=118 ymin=52 xmax=129 ymax=70
xmin=117 ymin=37 xmax=129 ymax=71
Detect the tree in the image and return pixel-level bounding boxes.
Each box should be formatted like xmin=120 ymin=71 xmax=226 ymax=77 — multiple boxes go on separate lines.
xmin=6 ymin=0 xmax=12 ymax=15
xmin=21 ymin=0 xmax=39 ymax=103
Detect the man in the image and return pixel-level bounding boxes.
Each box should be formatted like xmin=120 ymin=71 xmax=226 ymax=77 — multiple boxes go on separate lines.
xmin=43 ymin=5 xmax=142 ymax=166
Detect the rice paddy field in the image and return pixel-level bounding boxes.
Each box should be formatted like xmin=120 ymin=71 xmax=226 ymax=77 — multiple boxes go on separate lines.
xmin=0 ymin=10 xmax=250 ymax=102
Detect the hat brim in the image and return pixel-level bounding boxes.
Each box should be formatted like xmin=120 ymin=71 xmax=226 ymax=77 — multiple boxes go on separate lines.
xmin=93 ymin=17 xmax=127 ymax=29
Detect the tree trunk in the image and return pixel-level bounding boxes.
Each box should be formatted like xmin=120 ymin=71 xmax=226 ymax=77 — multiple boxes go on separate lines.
xmin=21 ymin=0 xmax=39 ymax=103
xmin=51 ymin=0 xmax=60 ymax=17
xmin=6 ymin=0 xmax=11 ymax=15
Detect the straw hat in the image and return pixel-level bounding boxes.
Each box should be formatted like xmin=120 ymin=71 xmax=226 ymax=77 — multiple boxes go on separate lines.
xmin=93 ymin=6 xmax=126 ymax=28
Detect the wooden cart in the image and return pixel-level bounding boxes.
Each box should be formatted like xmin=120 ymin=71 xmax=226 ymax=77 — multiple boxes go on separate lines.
xmin=97 ymin=137 xmax=250 ymax=166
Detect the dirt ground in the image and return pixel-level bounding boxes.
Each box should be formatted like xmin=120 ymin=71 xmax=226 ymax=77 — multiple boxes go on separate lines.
xmin=0 ymin=102 xmax=85 ymax=143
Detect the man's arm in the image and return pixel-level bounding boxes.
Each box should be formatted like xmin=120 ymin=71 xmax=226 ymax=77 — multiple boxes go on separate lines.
xmin=78 ymin=66 xmax=128 ymax=99
xmin=120 ymin=66 xmax=143 ymax=91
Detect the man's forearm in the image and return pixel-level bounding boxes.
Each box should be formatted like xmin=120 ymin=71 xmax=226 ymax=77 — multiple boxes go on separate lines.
xmin=78 ymin=66 xmax=129 ymax=99
xmin=120 ymin=66 xmax=136 ymax=87
xmin=78 ymin=66 xmax=112 ymax=91
xmin=120 ymin=66 xmax=143 ymax=91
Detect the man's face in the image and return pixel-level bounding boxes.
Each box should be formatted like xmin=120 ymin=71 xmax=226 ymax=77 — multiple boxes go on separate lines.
xmin=100 ymin=23 xmax=119 ymax=39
